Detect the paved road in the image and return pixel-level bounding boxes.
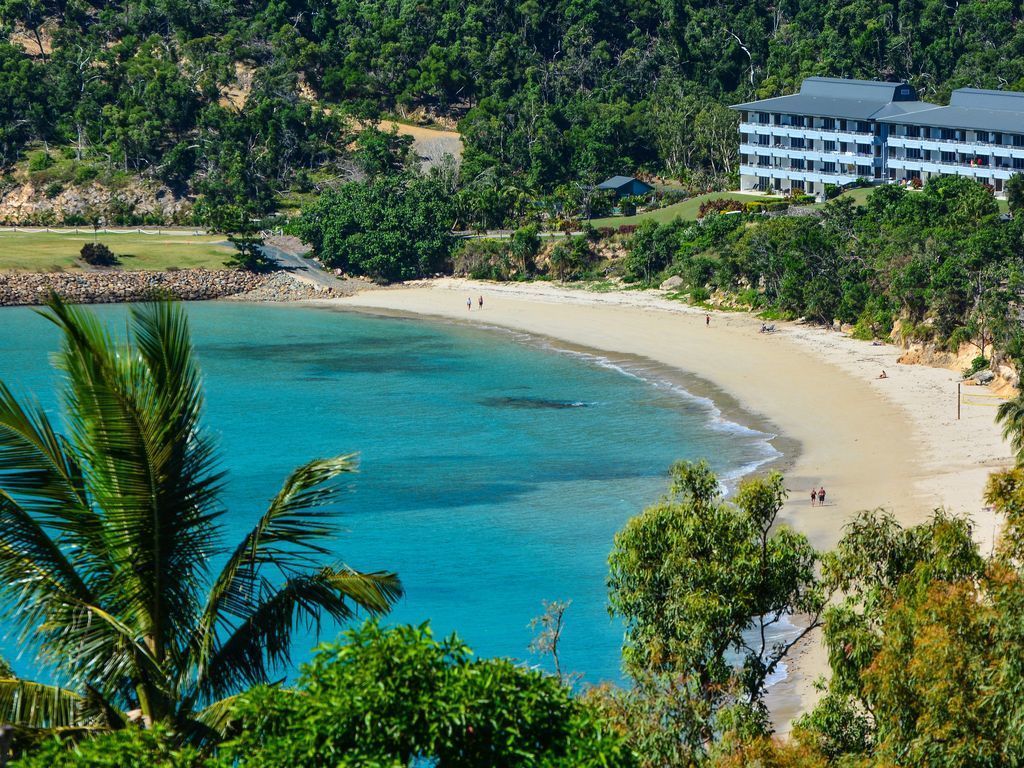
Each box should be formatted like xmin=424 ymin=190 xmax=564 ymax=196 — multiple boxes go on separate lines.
xmin=261 ymin=244 xmax=348 ymax=290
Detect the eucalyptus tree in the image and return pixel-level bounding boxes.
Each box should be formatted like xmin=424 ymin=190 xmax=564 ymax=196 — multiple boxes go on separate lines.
xmin=0 ymin=298 xmax=401 ymax=741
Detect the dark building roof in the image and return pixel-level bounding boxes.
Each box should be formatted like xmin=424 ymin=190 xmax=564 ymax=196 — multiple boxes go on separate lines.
xmin=596 ymin=175 xmax=651 ymax=190
xmin=731 ymin=77 xmax=938 ymax=120
xmin=877 ymin=87 xmax=1024 ymax=133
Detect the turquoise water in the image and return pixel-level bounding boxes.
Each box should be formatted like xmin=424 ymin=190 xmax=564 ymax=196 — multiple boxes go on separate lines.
xmin=0 ymin=302 xmax=776 ymax=683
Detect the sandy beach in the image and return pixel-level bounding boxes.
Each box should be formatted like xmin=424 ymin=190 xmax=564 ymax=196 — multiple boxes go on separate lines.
xmin=310 ymin=277 xmax=1013 ymax=726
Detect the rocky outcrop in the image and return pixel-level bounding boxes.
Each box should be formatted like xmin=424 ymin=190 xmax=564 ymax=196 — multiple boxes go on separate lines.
xmin=224 ymin=271 xmax=340 ymax=301
xmin=0 ymin=181 xmax=191 ymax=226
xmin=0 ymin=269 xmax=268 ymax=306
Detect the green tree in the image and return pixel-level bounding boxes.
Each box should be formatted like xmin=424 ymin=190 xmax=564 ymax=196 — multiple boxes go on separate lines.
xmin=295 ymin=175 xmax=456 ymax=283
xmin=606 ymin=461 xmax=823 ymax=761
xmin=1007 ymin=174 xmax=1024 ymax=214
xmin=0 ymin=299 xmax=401 ymax=742
xmin=225 ymin=233 xmax=271 ymax=272
xmin=509 ymin=223 xmax=541 ymax=276
xmin=212 ymin=621 xmax=635 ymax=767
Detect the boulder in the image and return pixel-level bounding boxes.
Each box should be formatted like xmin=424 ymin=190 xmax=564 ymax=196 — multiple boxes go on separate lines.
xmin=971 ymin=369 xmax=996 ymax=384
xmin=660 ymin=275 xmax=684 ymax=290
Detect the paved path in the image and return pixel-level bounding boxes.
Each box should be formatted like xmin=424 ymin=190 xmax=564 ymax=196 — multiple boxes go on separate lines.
xmin=261 ymin=244 xmax=347 ymax=290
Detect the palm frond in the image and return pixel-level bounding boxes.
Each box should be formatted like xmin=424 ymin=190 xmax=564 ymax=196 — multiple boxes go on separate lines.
xmin=997 ymin=394 xmax=1024 ymax=464
xmin=41 ymin=297 xmax=222 ymax=671
xmin=191 ymin=693 xmax=243 ymax=738
xmin=187 ymin=455 xmax=357 ymax=692
xmin=0 ymin=383 xmax=106 ymax=566
xmin=196 ymin=566 xmax=401 ymax=700
xmin=0 ymin=679 xmax=86 ymax=729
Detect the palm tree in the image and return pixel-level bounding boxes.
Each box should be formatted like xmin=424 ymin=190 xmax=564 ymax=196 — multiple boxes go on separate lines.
xmin=0 ymin=298 xmax=401 ymax=741
xmin=997 ymin=390 xmax=1024 ymax=466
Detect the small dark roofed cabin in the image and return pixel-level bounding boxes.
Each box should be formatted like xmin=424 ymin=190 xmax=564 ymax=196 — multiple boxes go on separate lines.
xmin=596 ymin=175 xmax=654 ymax=197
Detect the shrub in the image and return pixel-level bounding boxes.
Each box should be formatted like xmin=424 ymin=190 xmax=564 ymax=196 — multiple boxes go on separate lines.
xmin=12 ymin=726 xmax=202 ymax=768
xmin=698 ymin=198 xmax=744 ymax=218
xmin=964 ymin=355 xmax=989 ymax=377
xmin=79 ymin=242 xmax=119 ymax=266
xmin=453 ymin=239 xmax=513 ymax=279
xmin=911 ymin=176 xmax=923 ymax=189
xmin=212 ymin=622 xmax=635 ymax=768
xmin=690 ymin=286 xmax=711 ymax=303
xmin=27 ymin=151 xmax=54 ymax=172
xmin=44 ymin=182 xmax=63 ymax=199
xmin=74 ymin=164 xmax=100 ymax=185
xmin=617 ymin=224 xmax=637 ymax=235
xmin=744 ymin=201 xmax=766 ymax=213
xmin=548 ymin=235 xmax=595 ymax=280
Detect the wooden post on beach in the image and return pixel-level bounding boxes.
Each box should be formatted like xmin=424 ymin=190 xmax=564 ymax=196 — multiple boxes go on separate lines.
xmin=957 ymin=381 xmax=961 ymax=420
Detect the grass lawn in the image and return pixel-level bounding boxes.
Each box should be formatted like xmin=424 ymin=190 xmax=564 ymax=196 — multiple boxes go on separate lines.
xmin=0 ymin=231 xmax=235 ymax=272
xmin=588 ymin=192 xmax=767 ymax=228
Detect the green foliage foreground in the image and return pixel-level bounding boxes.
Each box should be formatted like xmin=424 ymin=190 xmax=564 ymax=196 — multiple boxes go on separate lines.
xmin=16 ymin=623 xmax=634 ymax=768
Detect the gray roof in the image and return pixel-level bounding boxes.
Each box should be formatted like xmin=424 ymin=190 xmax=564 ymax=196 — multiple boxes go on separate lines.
xmin=730 ymin=77 xmax=936 ymax=120
xmin=877 ymin=87 xmax=1024 ymax=133
xmin=596 ymin=175 xmax=649 ymax=190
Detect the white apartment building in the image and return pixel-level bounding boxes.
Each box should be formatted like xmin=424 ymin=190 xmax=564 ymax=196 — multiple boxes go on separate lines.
xmin=880 ymin=88 xmax=1024 ymax=196
xmin=730 ymin=77 xmax=939 ymax=198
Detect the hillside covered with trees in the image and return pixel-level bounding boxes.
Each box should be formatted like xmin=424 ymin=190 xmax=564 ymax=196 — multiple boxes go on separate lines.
xmin=3 ymin=0 xmax=1024 ymax=222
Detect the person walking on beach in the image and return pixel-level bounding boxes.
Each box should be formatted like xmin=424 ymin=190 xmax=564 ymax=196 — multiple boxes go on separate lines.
xmin=467 ymin=297 xmax=472 ymax=311
xmin=478 ymin=295 xmax=484 ymax=310
xmin=818 ymin=487 xmax=826 ymax=506
xmin=810 ymin=488 xmax=817 ymax=507
xmin=705 ymin=314 xmax=710 ymax=327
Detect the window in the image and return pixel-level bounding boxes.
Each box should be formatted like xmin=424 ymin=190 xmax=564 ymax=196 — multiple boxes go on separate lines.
xmin=758 ymin=112 xmax=770 ymax=125
xmin=857 ymin=165 xmax=872 ymax=176
xmin=941 ymin=152 xmax=955 ymax=163
xmin=792 ymin=180 xmax=805 ymax=191
xmin=857 ymin=143 xmax=871 ymax=155
xmin=823 ymin=140 xmax=836 ymax=152
xmin=1014 ymin=158 xmax=1024 ymax=170
xmin=758 ymin=134 xmax=770 ymax=146
xmin=906 ymin=148 xmax=922 ymax=160
xmin=822 ymin=162 xmax=836 ymax=173
xmin=857 ymin=121 xmax=871 ymax=133
xmin=790 ymin=137 xmax=805 ymax=149
xmin=839 ymin=119 xmax=848 ymax=131
xmin=1014 ymin=134 xmax=1024 ymax=147
xmin=905 ymin=125 xmax=920 ymax=138
xmin=758 ymin=155 xmax=770 ymax=167
xmin=976 ymin=131 xmax=992 ymax=144
xmin=822 ymin=117 xmax=836 ymax=130
xmin=791 ymin=158 xmax=805 ymax=170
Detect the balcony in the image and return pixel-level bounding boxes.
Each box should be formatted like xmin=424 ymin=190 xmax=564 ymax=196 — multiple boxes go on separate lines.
xmin=739 ymin=122 xmax=877 ymax=146
xmin=887 ymin=157 xmax=1014 ymax=179
xmin=738 ymin=165 xmax=862 ymax=186
xmin=740 ymin=144 xmax=878 ymax=164
xmin=888 ymin=135 xmax=1024 ymax=159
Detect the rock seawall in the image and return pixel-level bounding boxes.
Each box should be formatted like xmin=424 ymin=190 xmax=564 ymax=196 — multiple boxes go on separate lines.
xmin=0 ymin=269 xmax=338 ymax=306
